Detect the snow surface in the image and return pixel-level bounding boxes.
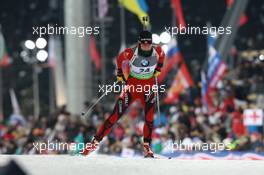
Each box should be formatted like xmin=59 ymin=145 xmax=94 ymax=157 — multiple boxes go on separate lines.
xmin=0 ymin=155 xmax=264 ymax=175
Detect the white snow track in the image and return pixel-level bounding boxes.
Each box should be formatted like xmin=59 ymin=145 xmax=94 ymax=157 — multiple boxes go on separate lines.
xmin=0 ymin=155 xmax=263 ymax=175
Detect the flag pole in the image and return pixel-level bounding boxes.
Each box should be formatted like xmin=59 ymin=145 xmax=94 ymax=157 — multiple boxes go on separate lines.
xmin=262 ymin=109 xmax=264 ymax=150
xmin=0 ymin=25 xmax=4 ymax=121
xmin=49 ymin=67 xmax=56 ymax=115
xmin=119 ymin=3 xmax=126 ymax=51
xmin=32 ymin=61 xmax=40 ymax=120
xmin=100 ymin=15 xmax=106 ymax=86
xmin=0 ymin=68 xmax=3 ymax=122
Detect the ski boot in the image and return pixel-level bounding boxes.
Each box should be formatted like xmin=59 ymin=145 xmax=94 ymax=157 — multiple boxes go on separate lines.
xmin=143 ymin=143 xmax=154 ymax=158
xmin=82 ymin=138 xmax=99 ymax=155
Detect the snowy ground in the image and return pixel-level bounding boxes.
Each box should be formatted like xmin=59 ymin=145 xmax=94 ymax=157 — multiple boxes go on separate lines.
xmin=0 ymin=155 xmax=264 ymax=175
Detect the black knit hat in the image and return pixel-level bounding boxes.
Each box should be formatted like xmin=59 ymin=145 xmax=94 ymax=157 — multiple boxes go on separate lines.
xmin=138 ymin=30 xmax=152 ymax=44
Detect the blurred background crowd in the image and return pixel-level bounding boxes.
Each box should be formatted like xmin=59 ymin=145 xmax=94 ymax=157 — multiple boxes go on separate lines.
xmin=0 ymin=0 xmax=264 ymax=156
xmin=1 ymin=58 xmax=263 ymax=155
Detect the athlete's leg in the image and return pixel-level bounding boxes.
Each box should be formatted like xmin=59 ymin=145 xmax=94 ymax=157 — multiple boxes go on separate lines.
xmin=139 ymin=90 xmax=156 ymax=157
xmin=82 ymin=84 xmax=135 ymax=155
xmin=94 ymin=91 xmax=134 ymax=142
xmin=143 ymin=91 xmax=156 ymax=144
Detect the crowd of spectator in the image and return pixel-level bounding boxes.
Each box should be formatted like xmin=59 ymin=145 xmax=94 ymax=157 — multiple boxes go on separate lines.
xmin=0 ymin=59 xmax=264 ymax=156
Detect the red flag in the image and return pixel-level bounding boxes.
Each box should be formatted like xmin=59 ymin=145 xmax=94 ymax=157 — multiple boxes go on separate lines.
xmin=209 ymin=61 xmax=228 ymax=88
xmin=164 ymin=61 xmax=193 ymax=103
xmin=0 ymin=54 xmax=10 ymax=67
xmin=158 ymin=38 xmax=182 ymax=83
xmin=239 ymin=14 xmax=248 ymax=26
xmin=171 ymin=0 xmax=186 ymax=30
xmin=0 ymin=31 xmax=11 ymax=67
xmin=158 ymin=53 xmax=181 ymax=83
xmin=89 ymin=36 xmax=101 ymax=70
xmin=226 ymin=0 xmax=248 ymax=26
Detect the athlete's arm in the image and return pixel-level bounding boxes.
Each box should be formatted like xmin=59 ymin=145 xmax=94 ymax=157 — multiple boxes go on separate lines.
xmin=154 ymin=45 xmax=165 ymax=76
xmin=116 ymin=48 xmax=134 ymax=71
xmin=116 ymin=48 xmax=134 ymax=82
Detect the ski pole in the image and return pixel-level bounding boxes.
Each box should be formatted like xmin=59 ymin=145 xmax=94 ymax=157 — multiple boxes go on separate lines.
xmin=154 ymin=76 xmax=161 ymax=126
xmin=81 ymin=81 xmax=118 ymax=118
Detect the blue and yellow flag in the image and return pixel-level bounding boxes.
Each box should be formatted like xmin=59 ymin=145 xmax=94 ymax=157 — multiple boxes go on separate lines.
xmin=119 ymin=0 xmax=149 ymax=26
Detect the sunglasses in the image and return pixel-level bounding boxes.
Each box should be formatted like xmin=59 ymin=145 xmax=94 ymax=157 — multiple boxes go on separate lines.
xmin=140 ymin=40 xmax=152 ymax=44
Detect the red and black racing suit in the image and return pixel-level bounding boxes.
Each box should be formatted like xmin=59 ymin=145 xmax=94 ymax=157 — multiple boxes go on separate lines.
xmin=94 ymin=45 xmax=165 ymax=144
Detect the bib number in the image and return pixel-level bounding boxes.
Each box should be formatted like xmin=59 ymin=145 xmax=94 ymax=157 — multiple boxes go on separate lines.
xmin=139 ymin=67 xmax=150 ymax=73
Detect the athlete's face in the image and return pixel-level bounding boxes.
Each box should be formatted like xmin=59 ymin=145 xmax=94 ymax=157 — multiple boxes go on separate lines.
xmin=140 ymin=42 xmax=152 ymax=51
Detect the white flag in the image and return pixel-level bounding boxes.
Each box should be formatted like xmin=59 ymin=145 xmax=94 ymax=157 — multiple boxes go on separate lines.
xmin=9 ymin=88 xmax=20 ymax=115
xmin=98 ymin=0 xmax=108 ymax=18
xmin=243 ymin=109 xmax=263 ymax=126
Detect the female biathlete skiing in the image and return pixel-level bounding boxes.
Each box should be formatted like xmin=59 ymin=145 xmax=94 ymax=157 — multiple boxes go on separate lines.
xmin=82 ymin=29 xmax=165 ymax=158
